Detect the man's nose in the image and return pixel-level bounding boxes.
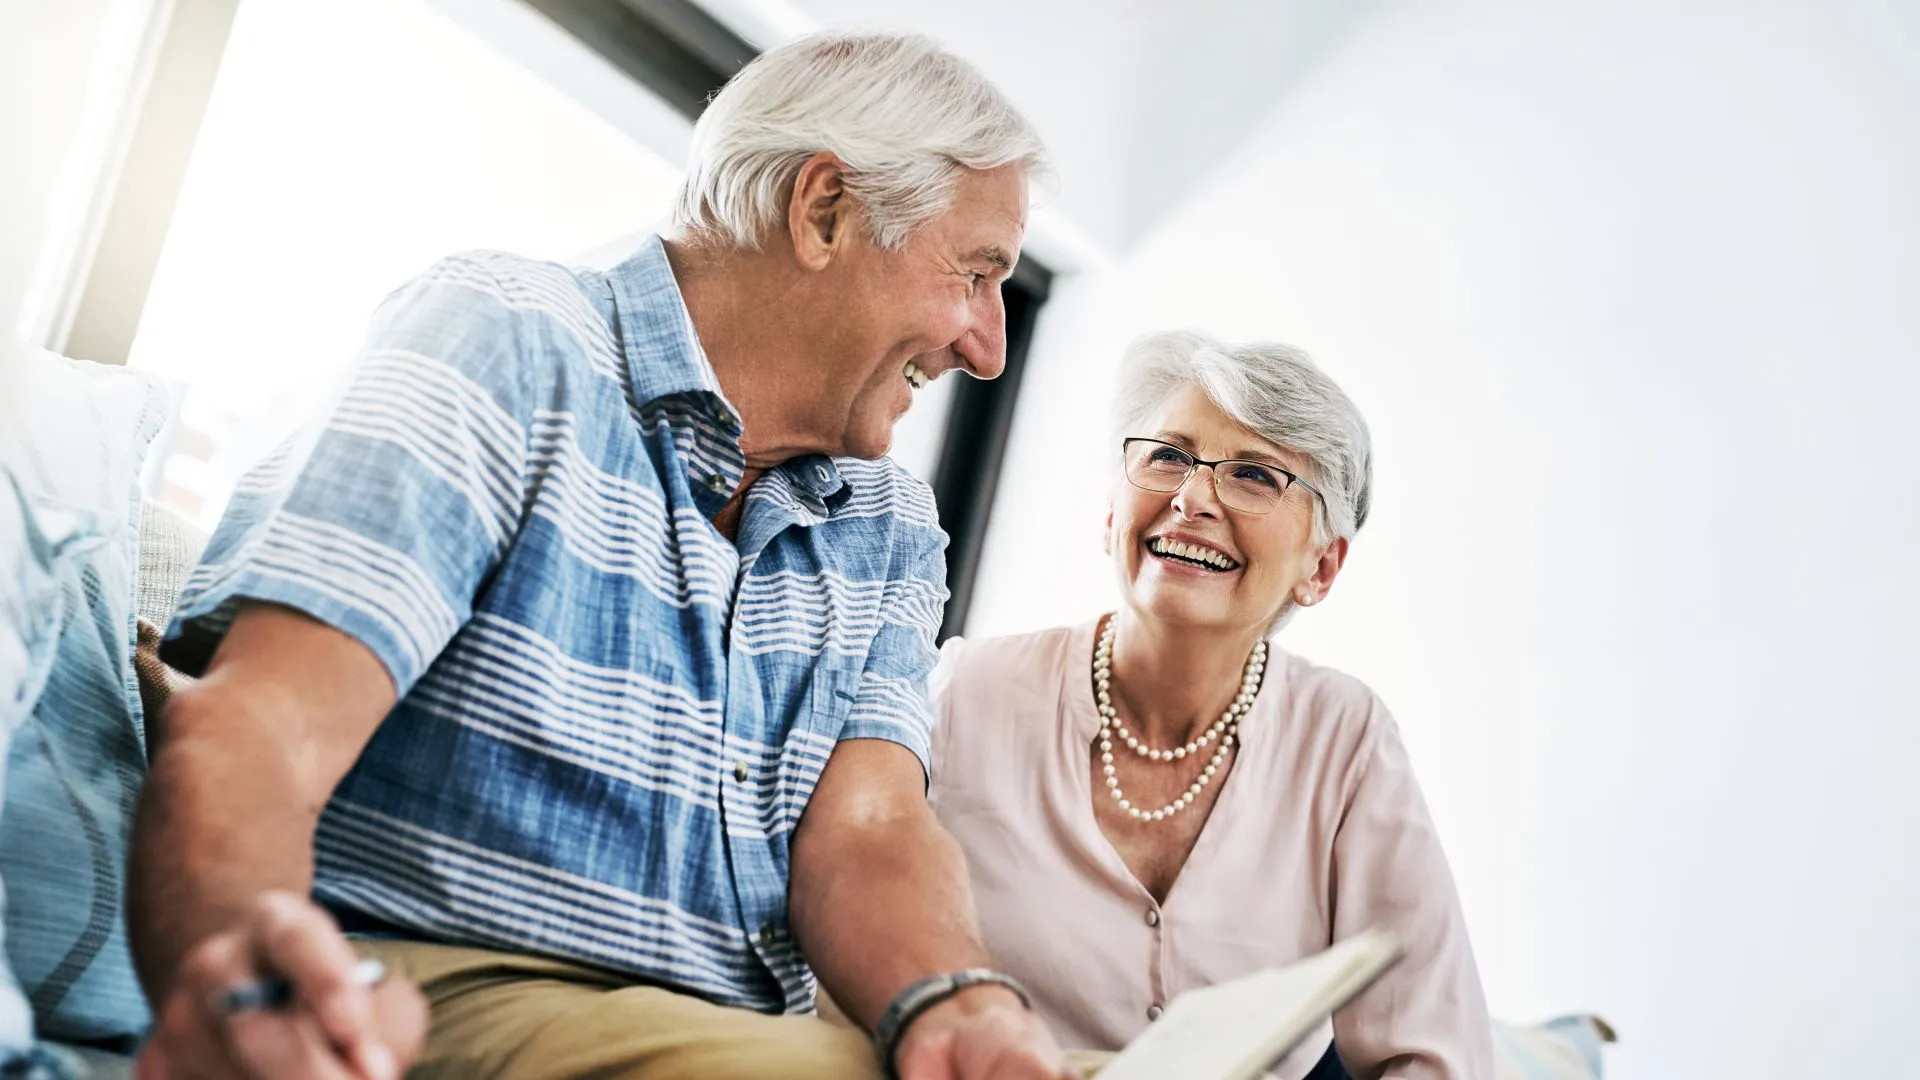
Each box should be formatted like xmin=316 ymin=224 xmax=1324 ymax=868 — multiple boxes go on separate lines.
xmin=953 ymin=285 xmax=1007 ymax=380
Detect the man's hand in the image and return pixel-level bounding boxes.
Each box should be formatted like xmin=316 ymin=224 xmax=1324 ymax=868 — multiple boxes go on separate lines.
xmin=129 ymin=606 xmax=414 ymax=1079
xmin=791 ymin=739 xmax=1083 ymax=1078
xmin=135 ymin=891 xmax=427 ymax=1080
xmin=893 ymin=985 xmax=1082 ymax=1080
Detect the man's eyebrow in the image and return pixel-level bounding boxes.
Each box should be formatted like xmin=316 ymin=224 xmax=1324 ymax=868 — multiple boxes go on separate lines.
xmin=974 ymin=246 xmax=1013 ymax=272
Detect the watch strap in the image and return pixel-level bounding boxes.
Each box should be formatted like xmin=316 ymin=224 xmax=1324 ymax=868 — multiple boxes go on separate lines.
xmin=872 ymin=968 xmax=1033 ymax=1078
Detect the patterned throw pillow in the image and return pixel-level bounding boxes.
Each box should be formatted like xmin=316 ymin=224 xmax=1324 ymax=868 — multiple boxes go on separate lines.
xmin=0 ymin=347 xmax=168 ymax=1047
xmin=131 ymin=504 xmax=208 ymax=741
xmin=0 ymin=469 xmax=100 ymax=1063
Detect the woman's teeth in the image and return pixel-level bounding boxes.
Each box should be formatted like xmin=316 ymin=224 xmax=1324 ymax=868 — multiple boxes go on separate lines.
xmin=903 ymin=360 xmax=930 ymax=390
xmin=1148 ymin=537 xmax=1240 ymax=571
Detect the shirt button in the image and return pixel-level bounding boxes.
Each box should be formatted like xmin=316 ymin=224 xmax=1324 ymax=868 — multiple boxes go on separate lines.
xmin=758 ymin=924 xmax=779 ymax=947
xmin=1147 ymin=1004 xmax=1164 ymax=1022
xmin=732 ymin=761 xmax=750 ymax=783
xmin=1145 ymin=909 xmax=1161 ymax=928
xmin=705 ymin=473 xmax=730 ymax=494
xmin=715 ymin=405 xmax=738 ymax=429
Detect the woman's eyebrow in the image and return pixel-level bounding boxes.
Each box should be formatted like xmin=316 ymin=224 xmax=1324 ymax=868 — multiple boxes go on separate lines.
xmin=1153 ymin=432 xmax=1287 ymax=467
xmin=1231 ymin=448 xmax=1289 ymax=467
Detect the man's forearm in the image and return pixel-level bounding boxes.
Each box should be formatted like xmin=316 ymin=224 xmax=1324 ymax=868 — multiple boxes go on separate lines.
xmin=130 ymin=605 xmax=397 ymax=1000
xmin=128 ymin=683 xmax=325 ymax=999
xmin=789 ymin=806 xmax=997 ymax=1030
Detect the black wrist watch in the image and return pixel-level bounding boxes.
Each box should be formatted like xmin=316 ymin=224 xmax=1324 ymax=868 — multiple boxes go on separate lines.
xmin=872 ymin=968 xmax=1033 ymax=1079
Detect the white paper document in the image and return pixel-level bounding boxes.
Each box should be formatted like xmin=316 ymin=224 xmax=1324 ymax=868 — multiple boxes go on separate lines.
xmin=1094 ymin=930 xmax=1404 ymax=1080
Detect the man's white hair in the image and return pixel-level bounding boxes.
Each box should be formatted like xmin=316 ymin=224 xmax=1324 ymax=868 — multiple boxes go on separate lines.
xmin=1113 ymin=331 xmax=1374 ymax=545
xmin=672 ymin=30 xmax=1049 ymax=252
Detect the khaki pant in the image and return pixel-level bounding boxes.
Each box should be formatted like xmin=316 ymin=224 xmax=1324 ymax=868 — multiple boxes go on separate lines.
xmin=361 ymin=939 xmax=1111 ymax=1080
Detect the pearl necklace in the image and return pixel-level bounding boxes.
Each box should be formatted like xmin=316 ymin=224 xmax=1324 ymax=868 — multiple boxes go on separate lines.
xmin=1094 ymin=615 xmax=1267 ymax=823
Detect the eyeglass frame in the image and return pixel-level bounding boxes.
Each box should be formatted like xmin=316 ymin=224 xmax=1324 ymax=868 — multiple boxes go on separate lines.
xmin=1120 ymin=437 xmax=1325 ymax=516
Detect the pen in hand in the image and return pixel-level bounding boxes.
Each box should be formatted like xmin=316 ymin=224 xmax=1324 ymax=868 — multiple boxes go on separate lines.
xmin=211 ymin=957 xmax=389 ymax=1015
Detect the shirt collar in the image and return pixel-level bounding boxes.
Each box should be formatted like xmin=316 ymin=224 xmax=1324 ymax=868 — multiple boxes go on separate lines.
xmin=781 ymin=455 xmax=850 ymax=511
xmin=604 ymin=235 xmax=851 ymax=513
xmin=603 ymin=234 xmax=736 ymax=422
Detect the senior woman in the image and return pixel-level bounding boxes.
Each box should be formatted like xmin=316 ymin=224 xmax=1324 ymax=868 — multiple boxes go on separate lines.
xmin=927 ymin=332 xmax=1493 ymax=1080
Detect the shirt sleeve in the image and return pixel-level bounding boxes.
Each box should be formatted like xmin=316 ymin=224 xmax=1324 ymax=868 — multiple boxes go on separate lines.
xmin=167 ymin=254 xmax=534 ymax=695
xmin=1329 ymin=705 xmax=1496 ymax=1080
xmin=924 ymin=636 xmax=969 ymax=792
xmin=835 ymin=512 xmax=950 ymax=776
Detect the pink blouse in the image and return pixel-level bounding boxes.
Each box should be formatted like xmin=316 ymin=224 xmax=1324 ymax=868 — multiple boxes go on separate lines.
xmin=928 ymin=619 xmax=1493 ymax=1080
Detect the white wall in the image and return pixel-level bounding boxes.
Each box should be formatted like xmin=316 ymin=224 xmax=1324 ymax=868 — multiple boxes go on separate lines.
xmin=0 ymin=0 xmax=162 ymax=348
xmin=780 ymin=0 xmax=1380 ymax=255
xmin=973 ymin=2 xmax=1920 ymax=1075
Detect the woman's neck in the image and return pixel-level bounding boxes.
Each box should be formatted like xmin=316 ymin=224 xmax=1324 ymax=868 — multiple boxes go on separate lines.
xmin=1104 ymin=610 xmax=1266 ymax=748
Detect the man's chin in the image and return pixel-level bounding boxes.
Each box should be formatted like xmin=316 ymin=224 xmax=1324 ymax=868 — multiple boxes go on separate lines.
xmin=834 ymin=421 xmax=896 ymax=462
xmin=844 ymin=434 xmax=896 ymax=461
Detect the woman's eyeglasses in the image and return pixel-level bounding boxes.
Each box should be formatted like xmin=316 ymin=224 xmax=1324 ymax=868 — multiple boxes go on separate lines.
xmin=1121 ymin=437 xmax=1323 ymax=516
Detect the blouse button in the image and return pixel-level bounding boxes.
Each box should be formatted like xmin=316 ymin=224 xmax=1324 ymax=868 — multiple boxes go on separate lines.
xmin=1145 ymin=908 xmax=1161 ymax=928
xmin=1146 ymin=1004 xmax=1164 ymax=1022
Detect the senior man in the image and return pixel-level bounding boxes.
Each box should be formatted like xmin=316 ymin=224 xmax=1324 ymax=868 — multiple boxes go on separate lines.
xmin=130 ymin=30 xmax=1071 ymax=1080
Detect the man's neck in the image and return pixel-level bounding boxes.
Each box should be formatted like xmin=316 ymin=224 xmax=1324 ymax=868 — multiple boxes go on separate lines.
xmin=708 ymin=469 xmax=765 ymax=541
xmin=664 ymin=236 xmax=829 ymax=471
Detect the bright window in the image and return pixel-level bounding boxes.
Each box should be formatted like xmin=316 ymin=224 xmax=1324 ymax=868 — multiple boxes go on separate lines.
xmin=129 ymin=0 xmax=954 ymax=531
xmin=129 ymin=0 xmax=685 ymax=529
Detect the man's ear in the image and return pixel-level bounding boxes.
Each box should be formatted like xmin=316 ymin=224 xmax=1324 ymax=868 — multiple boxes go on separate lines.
xmin=787 ymin=151 xmax=848 ymax=272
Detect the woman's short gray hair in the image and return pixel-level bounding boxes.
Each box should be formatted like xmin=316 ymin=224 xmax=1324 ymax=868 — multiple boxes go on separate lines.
xmin=1113 ymin=331 xmax=1373 ymax=543
xmin=672 ymin=30 xmax=1049 ymax=252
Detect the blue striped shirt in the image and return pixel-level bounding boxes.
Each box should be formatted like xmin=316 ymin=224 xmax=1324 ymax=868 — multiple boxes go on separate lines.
xmin=169 ymin=236 xmax=949 ymax=1014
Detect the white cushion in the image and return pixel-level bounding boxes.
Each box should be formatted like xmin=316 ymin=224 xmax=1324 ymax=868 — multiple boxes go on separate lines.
xmin=1494 ymin=1015 xmax=1613 ymax=1080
